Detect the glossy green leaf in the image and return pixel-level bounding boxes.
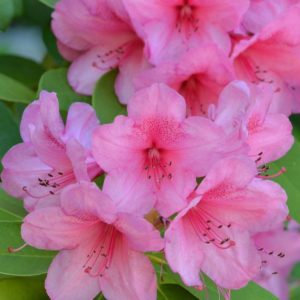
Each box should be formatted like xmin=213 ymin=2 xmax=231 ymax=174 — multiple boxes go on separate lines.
xmin=38 ymin=68 xmax=91 ymax=112
xmin=291 ymin=286 xmax=300 ymax=300
xmin=23 ymin=0 xmax=52 ymax=27
xmin=0 ymin=101 xmax=21 ymax=161
xmin=231 ymin=282 xmax=277 ymax=300
xmin=0 ymin=0 xmax=22 ymax=30
xmin=158 ymin=284 xmax=196 ymax=300
xmin=0 ymin=188 xmax=26 ymax=221
xmin=0 ymin=55 xmax=44 ymax=89
xmin=92 ymin=70 xmax=127 ymax=124
xmin=39 ymin=0 xmax=58 ymax=9
xmin=0 ymin=73 xmax=36 ymax=103
xmin=271 ymin=136 xmax=300 ymax=223
xmin=0 ymin=221 xmax=56 ymax=276
xmin=0 ymin=275 xmax=48 ymax=300
xmin=43 ymin=25 xmax=64 ymax=64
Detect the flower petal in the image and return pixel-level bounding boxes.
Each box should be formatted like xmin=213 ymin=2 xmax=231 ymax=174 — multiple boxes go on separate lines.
xmin=46 ymin=246 xmax=100 ymax=300
xmin=61 ymin=182 xmax=117 ymax=224
xmin=165 ymin=217 xmax=204 ymax=287
xmin=100 ymin=238 xmax=157 ymax=300
xmin=64 ymin=102 xmax=99 ymax=148
xmin=127 ymin=83 xmax=186 ymax=123
xmin=22 ymin=207 xmax=94 ymax=250
xmin=114 ymin=213 xmax=164 ymax=252
xmin=92 ymin=116 xmax=146 ymax=172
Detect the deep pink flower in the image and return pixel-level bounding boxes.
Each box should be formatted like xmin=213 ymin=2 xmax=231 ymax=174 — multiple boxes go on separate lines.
xmin=1 ymin=91 xmax=101 ymax=211
xmin=165 ymin=156 xmax=288 ymax=289
xmin=22 ymin=181 xmax=163 ymax=300
xmin=52 ymin=0 xmax=150 ymax=103
xmin=214 ymin=81 xmax=294 ymax=165
xmin=254 ymin=221 xmax=300 ymax=300
xmin=92 ymin=83 xmax=245 ymax=217
xmin=134 ymin=45 xmax=234 ymax=116
xmin=122 ymin=0 xmax=250 ymax=64
xmin=232 ymin=4 xmax=300 ymax=114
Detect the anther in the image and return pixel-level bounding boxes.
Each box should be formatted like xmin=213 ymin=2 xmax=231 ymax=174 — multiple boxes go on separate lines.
xmin=8 ymin=243 xmax=27 ymax=253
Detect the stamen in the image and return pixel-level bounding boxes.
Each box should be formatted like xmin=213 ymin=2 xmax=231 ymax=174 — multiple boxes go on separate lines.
xmin=8 ymin=243 xmax=27 ymax=253
xmin=144 ymin=148 xmax=173 ymax=189
xmin=188 ymin=207 xmax=235 ymax=250
xmin=83 ymin=225 xmax=117 ymax=278
xmin=257 ymin=167 xmax=286 ymax=179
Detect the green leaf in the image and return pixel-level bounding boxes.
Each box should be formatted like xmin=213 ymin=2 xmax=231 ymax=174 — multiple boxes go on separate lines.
xmin=158 ymin=284 xmax=197 ymax=300
xmin=271 ymin=136 xmax=300 ymax=223
xmin=23 ymin=0 xmax=52 ymax=27
xmin=291 ymin=286 xmax=300 ymax=300
xmin=92 ymin=70 xmax=127 ymax=124
xmin=0 ymin=73 xmax=36 ymax=104
xmin=43 ymin=25 xmax=64 ymax=65
xmin=0 ymin=275 xmax=48 ymax=300
xmin=38 ymin=0 xmax=58 ymax=9
xmin=0 ymin=55 xmax=44 ymax=89
xmin=0 ymin=0 xmax=22 ymax=30
xmin=38 ymin=68 xmax=91 ymax=112
xmin=231 ymin=282 xmax=277 ymax=300
xmin=0 ymin=221 xmax=56 ymax=276
xmin=0 ymin=101 xmax=21 ymax=161
xmin=0 ymin=188 xmax=26 ymax=221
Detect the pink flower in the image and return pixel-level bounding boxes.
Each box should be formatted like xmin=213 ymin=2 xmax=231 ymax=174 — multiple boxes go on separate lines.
xmin=52 ymin=0 xmax=150 ymax=103
xmin=134 ymin=45 xmax=234 ymax=116
xmin=214 ymin=81 xmax=294 ymax=165
xmin=254 ymin=221 xmax=300 ymax=300
xmin=92 ymin=83 xmax=245 ymax=217
xmin=1 ymin=91 xmax=101 ymax=211
xmin=22 ymin=181 xmax=163 ymax=300
xmin=122 ymin=0 xmax=250 ymax=64
xmin=165 ymin=156 xmax=288 ymax=289
xmin=240 ymin=0 xmax=299 ymax=35
xmin=232 ymin=4 xmax=300 ymax=115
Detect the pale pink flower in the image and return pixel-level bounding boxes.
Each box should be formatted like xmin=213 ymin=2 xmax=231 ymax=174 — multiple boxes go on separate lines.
xmin=254 ymin=221 xmax=300 ymax=300
xmin=52 ymin=0 xmax=150 ymax=104
xmin=22 ymin=181 xmax=163 ymax=300
xmin=165 ymin=156 xmax=288 ymax=289
xmin=240 ymin=0 xmax=300 ymax=35
xmin=92 ymin=83 xmax=245 ymax=217
xmin=214 ymin=81 xmax=294 ymax=165
xmin=134 ymin=45 xmax=234 ymax=116
xmin=232 ymin=4 xmax=300 ymax=114
xmin=1 ymin=91 xmax=101 ymax=211
xmin=122 ymin=0 xmax=250 ymax=64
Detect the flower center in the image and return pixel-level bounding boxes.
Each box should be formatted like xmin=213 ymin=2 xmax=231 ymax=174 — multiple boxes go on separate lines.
xmin=22 ymin=162 xmax=101 ymax=199
xmin=176 ymin=1 xmax=199 ymax=36
xmin=144 ymin=147 xmax=173 ymax=189
xmin=188 ymin=206 xmax=235 ymax=249
xmin=83 ymin=225 xmax=118 ymax=277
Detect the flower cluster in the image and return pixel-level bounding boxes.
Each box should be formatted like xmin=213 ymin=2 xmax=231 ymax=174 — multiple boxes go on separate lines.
xmin=1 ymin=1 xmax=300 ymax=300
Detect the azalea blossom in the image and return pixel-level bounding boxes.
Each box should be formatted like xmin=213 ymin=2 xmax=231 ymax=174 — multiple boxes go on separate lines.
xmin=1 ymin=91 xmax=101 ymax=211
xmin=92 ymin=83 xmax=245 ymax=217
xmin=231 ymin=4 xmax=300 ymax=115
xmin=240 ymin=0 xmax=300 ymax=35
xmin=52 ymin=0 xmax=150 ymax=103
xmin=134 ymin=45 xmax=234 ymax=116
xmin=21 ymin=181 xmax=163 ymax=300
xmin=254 ymin=221 xmax=300 ymax=300
xmin=122 ymin=0 xmax=249 ymax=64
xmin=214 ymin=81 xmax=294 ymax=165
xmin=165 ymin=156 xmax=288 ymax=289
